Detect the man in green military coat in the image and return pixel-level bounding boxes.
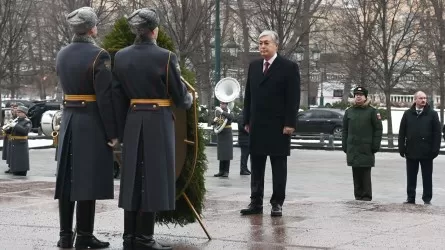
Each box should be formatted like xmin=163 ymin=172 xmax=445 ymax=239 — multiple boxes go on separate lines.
xmin=342 ymin=87 xmax=383 ymax=201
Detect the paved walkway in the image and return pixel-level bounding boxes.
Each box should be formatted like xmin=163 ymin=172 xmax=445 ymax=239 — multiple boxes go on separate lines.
xmin=1 ymin=147 xmax=444 ymax=249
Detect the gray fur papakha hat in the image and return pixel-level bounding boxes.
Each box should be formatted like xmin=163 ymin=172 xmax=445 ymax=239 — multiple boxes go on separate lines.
xmin=66 ymin=7 xmax=98 ymax=34
xmin=16 ymin=106 xmax=28 ymax=114
xmin=127 ymin=8 xmax=159 ymax=35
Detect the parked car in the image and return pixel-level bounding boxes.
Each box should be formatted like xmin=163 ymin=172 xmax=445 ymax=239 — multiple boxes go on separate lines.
xmin=295 ymin=108 xmax=344 ymax=137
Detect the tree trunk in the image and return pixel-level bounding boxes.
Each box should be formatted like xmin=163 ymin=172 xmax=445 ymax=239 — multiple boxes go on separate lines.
xmin=385 ymin=90 xmax=394 ymax=148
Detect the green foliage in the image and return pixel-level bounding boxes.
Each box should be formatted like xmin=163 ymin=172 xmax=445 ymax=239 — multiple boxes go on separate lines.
xmin=102 ymin=17 xmax=207 ymax=226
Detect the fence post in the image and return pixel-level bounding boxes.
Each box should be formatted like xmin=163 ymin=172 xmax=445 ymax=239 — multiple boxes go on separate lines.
xmin=328 ymin=135 xmax=335 ymax=150
xmin=319 ymin=133 xmax=325 ymax=144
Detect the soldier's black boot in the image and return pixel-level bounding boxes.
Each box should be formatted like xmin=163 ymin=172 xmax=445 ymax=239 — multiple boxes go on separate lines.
xmin=214 ymin=161 xmax=225 ymax=177
xmin=123 ymin=211 xmax=137 ymax=250
xmin=57 ymin=198 xmax=75 ymax=248
xmin=74 ymin=200 xmax=110 ymax=249
xmin=134 ymin=212 xmax=172 ymax=250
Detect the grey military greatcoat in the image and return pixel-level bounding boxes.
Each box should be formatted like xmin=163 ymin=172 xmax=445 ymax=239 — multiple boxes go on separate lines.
xmin=7 ymin=118 xmax=32 ymax=172
xmin=113 ymin=38 xmax=192 ymax=212
xmin=54 ymin=36 xmax=117 ymax=201
xmin=216 ymin=108 xmax=234 ymax=161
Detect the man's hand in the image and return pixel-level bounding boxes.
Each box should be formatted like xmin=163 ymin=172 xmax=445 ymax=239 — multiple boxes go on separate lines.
xmin=108 ymin=138 xmax=118 ymax=147
xmin=283 ymin=126 xmax=294 ymax=135
xmin=244 ymin=125 xmax=250 ymax=133
xmin=400 ymin=152 xmax=405 ymax=158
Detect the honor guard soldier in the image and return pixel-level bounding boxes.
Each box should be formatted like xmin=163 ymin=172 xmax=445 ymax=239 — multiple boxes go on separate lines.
xmin=3 ymin=103 xmax=18 ymax=174
xmin=54 ymin=6 xmax=118 ymax=249
xmin=3 ymin=105 xmax=31 ymax=176
xmin=342 ymin=87 xmax=383 ymax=201
xmin=112 ymin=8 xmax=193 ymax=250
xmin=212 ymin=101 xmax=234 ymax=177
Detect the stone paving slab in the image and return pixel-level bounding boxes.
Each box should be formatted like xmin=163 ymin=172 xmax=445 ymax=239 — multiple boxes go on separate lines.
xmin=1 ymin=148 xmax=445 ymax=249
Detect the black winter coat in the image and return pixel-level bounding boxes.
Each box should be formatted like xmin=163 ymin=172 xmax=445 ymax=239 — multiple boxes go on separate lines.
xmin=398 ymin=104 xmax=441 ymax=160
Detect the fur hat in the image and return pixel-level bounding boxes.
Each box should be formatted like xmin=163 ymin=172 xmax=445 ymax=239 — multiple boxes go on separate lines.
xmin=353 ymin=86 xmax=368 ymax=98
xmin=127 ymin=8 xmax=159 ymax=35
xmin=66 ymin=7 xmax=98 ymax=34
xmin=16 ymin=105 xmax=28 ymax=114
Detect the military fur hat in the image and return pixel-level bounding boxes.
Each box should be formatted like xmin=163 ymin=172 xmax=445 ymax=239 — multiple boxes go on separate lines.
xmin=127 ymin=8 xmax=159 ymax=35
xmin=16 ymin=105 xmax=28 ymax=114
xmin=66 ymin=7 xmax=98 ymax=34
xmin=353 ymin=86 xmax=368 ymax=98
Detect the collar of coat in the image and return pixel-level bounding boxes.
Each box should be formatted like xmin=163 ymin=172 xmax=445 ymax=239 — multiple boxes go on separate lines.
xmin=134 ymin=35 xmax=157 ymax=45
xmin=409 ymin=103 xmax=430 ymax=114
xmin=351 ymin=98 xmax=371 ymax=108
xmin=71 ymin=34 xmax=97 ymax=44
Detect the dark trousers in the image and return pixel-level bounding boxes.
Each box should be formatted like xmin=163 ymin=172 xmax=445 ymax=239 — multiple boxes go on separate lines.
xmin=219 ymin=160 xmax=230 ymax=173
xmin=58 ymin=133 xmax=97 ymax=239
xmin=240 ymin=146 xmax=250 ymax=172
xmin=352 ymin=167 xmax=372 ymax=200
xmin=406 ymin=158 xmax=433 ymax=202
xmin=250 ymin=154 xmax=287 ymax=206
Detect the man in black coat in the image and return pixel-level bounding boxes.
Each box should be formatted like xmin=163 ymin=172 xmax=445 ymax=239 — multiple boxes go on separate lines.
xmin=237 ymin=110 xmax=251 ymax=175
xmin=241 ymin=30 xmax=300 ymax=217
xmin=54 ymin=7 xmax=118 ymax=249
xmin=112 ymin=8 xmax=192 ymax=250
xmin=398 ymin=91 xmax=441 ymax=205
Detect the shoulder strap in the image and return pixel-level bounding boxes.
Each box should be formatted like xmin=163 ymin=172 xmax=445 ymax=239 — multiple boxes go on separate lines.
xmin=92 ymin=49 xmax=106 ymax=85
xmin=166 ymin=51 xmax=171 ymax=95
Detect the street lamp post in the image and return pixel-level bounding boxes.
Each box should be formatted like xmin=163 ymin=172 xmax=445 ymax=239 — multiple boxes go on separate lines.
xmin=296 ymin=45 xmax=321 ymax=109
xmin=214 ymin=0 xmax=221 ymax=107
xmin=311 ymin=45 xmax=321 ymax=106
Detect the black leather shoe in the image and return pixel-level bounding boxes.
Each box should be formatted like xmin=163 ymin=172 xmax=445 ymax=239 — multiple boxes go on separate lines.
xmin=213 ymin=172 xmax=224 ymax=177
xmin=240 ymin=170 xmax=251 ymax=175
xmin=57 ymin=235 xmax=73 ymax=248
xmin=4 ymin=169 xmax=10 ymax=174
xmin=424 ymin=201 xmax=432 ymax=205
xmin=271 ymin=204 xmax=282 ymax=217
xmin=75 ymin=235 xmax=110 ymax=249
xmin=221 ymin=172 xmax=229 ymax=177
xmin=403 ymin=200 xmax=415 ymax=204
xmin=134 ymin=235 xmax=172 ymax=250
xmin=240 ymin=203 xmax=263 ymax=215
xmin=361 ymin=197 xmax=372 ymax=201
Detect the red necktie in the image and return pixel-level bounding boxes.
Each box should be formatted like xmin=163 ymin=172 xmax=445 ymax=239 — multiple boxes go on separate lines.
xmin=264 ymin=61 xmax=270 ymax=74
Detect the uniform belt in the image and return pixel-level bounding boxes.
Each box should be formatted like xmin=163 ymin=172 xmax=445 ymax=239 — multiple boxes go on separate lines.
xmin=224 ymin=125 xmax=231 ymax=128
xmin=130 ymin=99 xmax=172 ymax=107
xmin=9 ymin=136 xmax=28 ymax=140
xmin=64 ymin=94 xmax=96 ymax=102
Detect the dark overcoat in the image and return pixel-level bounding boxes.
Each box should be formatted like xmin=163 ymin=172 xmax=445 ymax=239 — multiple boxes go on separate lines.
xmin=342 ymin=100 xmax=383 ymax=167
xmin=8 ymin=118 xmax=32 ymax=172
xmin=237 ymin=110 xmax=249 ymax=147
xmin=112 ymin=38 xmax=192 ymax=212
xmin=54 ymin=36 xmax=117 ymax=201
xmin=243 ymin=55 xmax=300 ymax=156
xmin=2 ymin=133 xmax=9 ymax=162
xmin=398 ymin=103 xmax=441 ymax=160
xmin=216 ymin=108 xmax=234 ymax=160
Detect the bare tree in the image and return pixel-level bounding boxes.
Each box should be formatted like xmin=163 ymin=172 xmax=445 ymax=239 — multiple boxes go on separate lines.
xmin=418 ymin=0 xmax=445 ymax=125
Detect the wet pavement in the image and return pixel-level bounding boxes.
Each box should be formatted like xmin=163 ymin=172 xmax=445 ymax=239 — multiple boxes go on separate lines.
xmin=1 ymin=147 xmax=445 ymax=249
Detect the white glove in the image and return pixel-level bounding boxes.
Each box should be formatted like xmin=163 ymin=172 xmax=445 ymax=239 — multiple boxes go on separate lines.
xmin=215 ymin=107 xmax=223 ymax=113
xmin=10 ymin=122 xmax=18 ymax=127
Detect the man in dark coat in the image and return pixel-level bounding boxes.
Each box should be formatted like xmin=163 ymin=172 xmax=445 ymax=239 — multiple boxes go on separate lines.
xmin=112 ymin=8 xmax=193 ymax=250
xmin=213 ymin=102 xmax=234 ymax=177
xmin=241 ymin=30 xmax=300 ymax=217
xmin=237 ymin=110 xmax=251 ymax=175
xmin=4 ymin=106 xmax=31 ymax=176
xmin=3 ymin=103 xmax=18 ymax=174
xmin=398 ymin=91 xmax=441 ymax=205
xmin=342 ymin=87 xmax=383 ymax=201
xmin=54 ymin=6 xmax=118 ymax=249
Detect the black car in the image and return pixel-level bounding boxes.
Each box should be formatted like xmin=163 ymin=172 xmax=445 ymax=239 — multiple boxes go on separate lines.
xmin=295 ymin=108 xmax=344 ymax=137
